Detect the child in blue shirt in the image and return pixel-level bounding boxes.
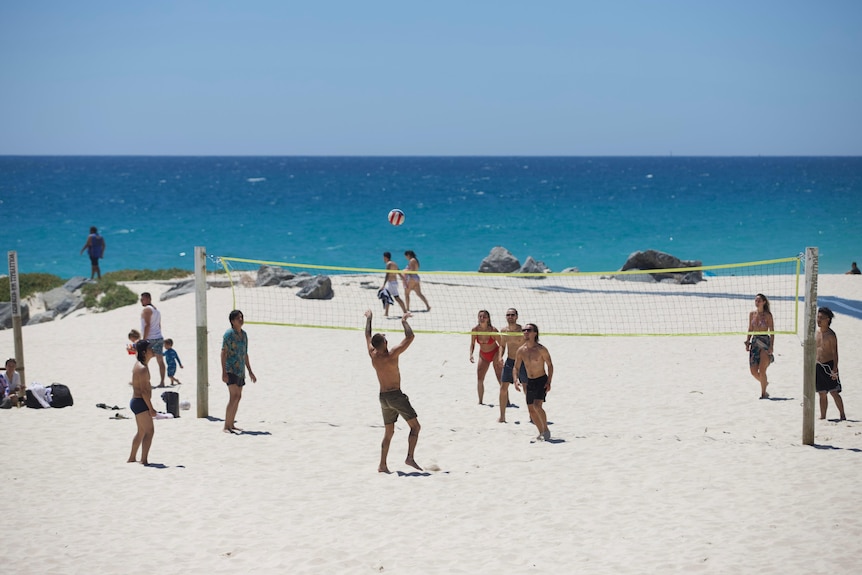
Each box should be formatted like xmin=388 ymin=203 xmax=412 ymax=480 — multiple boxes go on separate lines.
xmin=164 ymin=339 xmax=183 ymax=386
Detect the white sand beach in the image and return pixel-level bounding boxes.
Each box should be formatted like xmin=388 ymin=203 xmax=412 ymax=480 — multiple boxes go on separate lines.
xmin=1 ymin=275 xmax=860 ymax=574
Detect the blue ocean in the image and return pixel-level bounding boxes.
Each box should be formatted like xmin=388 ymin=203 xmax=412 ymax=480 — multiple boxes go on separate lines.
xmin=1 ymin=156 xmax=860 ymax=278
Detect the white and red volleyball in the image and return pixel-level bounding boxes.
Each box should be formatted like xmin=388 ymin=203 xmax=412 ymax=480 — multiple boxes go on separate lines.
xmin=388 ymin=208 xmax=405 ymax=226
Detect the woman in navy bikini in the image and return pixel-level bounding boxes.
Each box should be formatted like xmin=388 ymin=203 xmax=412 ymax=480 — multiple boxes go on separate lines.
xmin=469 ymin=310 xmax=502 ymax=405
xmin=128 ymin=339 xmax=157 ymax=465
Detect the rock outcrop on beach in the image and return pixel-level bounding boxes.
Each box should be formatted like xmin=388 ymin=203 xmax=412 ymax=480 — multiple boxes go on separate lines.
xmin=517 ymin=256 xmax=552 ymax=279
xmin=253 ymin=265 xmax=334 ymax=299
xmin=39 ymin=278 xmax=88 ymax=319
xmin=296 ymin=275 xmax=334 ymax=300
xmin=0 ymin=302 xmax=30 ymax=329
xmin=160 ymin=279 xmax=196 ymax=301
xmin=256 ymin=265 xmax=296 ymax=287
xmin=478 ymin=247 xmax=521 ymax=273
xmin=614 ymin=250 xmax=704 ymax=284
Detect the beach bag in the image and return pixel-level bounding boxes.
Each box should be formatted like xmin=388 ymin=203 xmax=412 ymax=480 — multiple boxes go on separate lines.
xmin=25 ymin=390 xmax=45 ymax=408
xmin=50 ymin=383 xmax=74 ymax=408
xmin=161 ymin=391 xmax=180 ymax=418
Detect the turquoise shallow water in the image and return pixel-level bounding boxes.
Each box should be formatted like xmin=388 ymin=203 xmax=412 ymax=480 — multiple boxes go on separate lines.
xmin=1 ymin=156 xmax=860 ymax=277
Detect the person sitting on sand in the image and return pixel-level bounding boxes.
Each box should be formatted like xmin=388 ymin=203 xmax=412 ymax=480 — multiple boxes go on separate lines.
xmin=745 ymin=293 xmax=774 ymax=399
xmin=365 ymin=309 xmax=422 ymax=473
xmin=514 ymin=323 xmax=554 ymax=442
xmin=816 ymin=306 xmax=846 ymax=421
xmin=846 ymin=262 xmax=861 ymax=275
xmin=128 ymin=340 xmax=157 ymax=465
xmin=221 ymin=310 xmax=257 ymax=434
xmin=1 ymin=358 xmax=24 ymax=409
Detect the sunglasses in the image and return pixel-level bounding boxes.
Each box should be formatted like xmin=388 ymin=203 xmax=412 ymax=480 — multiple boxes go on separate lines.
xmin=506 ymin=313 xmax=517 ymax=316
xmin=522 ymin=328 xmax=534 ymax=333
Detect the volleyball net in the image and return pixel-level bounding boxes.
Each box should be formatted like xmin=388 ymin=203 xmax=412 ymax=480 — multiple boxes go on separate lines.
xmin=211 ymin=255 xmax=802 ymax=338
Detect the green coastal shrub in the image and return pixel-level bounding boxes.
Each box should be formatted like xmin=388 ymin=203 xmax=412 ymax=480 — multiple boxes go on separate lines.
xmin=103 ymin=268 xmax=192 ymax=282
xmin=0 ymin=273 xmax=66 ymax=302
xmin=82 ymin=280 xmax=139 ymax=312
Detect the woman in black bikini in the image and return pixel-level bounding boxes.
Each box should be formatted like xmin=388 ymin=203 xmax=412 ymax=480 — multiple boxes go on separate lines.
xmin=745 ymin=293 xmax=775 ymax=399
xmin=128 ymin=339 xmax=157 ymax=465
xmin=469 ymin=310 xmax=502 ymax=405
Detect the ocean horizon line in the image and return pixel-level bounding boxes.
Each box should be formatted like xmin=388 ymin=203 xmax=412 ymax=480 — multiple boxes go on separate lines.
xmin=3 ymin=154 xmax=862 ymax=159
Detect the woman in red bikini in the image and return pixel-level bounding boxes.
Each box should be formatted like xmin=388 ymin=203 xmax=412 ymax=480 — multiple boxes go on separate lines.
xmin=469 ymin=310 xmax=502 ymax=405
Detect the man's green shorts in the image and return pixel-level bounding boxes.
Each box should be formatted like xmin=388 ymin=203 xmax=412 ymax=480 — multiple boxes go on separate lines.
xmin=379 ymin=389 xmax=418 ymax=424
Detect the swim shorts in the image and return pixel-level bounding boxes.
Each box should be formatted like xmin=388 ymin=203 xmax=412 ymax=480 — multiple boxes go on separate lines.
xmin=149 ymin=338 xmax=165 ymax=356
xmin=526 ymin=374 xmax=548 ymax=404
xmin=386 ymin=280 xmax=401 ymax=298
xmin=816 ymin=360 xmax=841 ymax=394
xmin=379 ymin=389 xmax=417 ymax=425
xmin=501 ymin=358 xmax=528 ymax=384
xmin=226 ymin=373 xmax=246 ymax=387
xmin=130 ymin=397 xmax=149 ymax=415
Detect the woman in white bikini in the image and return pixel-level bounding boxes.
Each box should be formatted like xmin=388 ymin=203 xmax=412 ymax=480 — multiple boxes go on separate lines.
xmin=402 ymin=250 xmax=431 ymax=312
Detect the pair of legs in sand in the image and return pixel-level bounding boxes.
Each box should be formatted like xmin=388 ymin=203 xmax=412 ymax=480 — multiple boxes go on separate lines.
xmin=819 ymin=390 xmax=846 ymax=421
xmin=224 ymin=378 xmax=245 ymax=434
xmin=379 ymin=418 xmax=422 ymax=473
xmin=404 ymin=279 xmax=430 ymax=312
xmin=525 ymin=377 xmax=551 ymax=441
xmin=748 ymin=340 xmax=772 ymax=399
xmin=128 ymin=410 xmax=154 ymax=465
xmin=475 ymin=352 xmax=503 ymax=410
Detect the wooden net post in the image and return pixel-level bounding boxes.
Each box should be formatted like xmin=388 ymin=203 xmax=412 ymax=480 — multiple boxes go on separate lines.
xmin=802 ymin=247 xmax=818 ymax=445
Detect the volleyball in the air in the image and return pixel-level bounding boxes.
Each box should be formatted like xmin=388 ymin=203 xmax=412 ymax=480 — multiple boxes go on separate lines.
xmin=388 ymin=208 xmax=405 ymax=226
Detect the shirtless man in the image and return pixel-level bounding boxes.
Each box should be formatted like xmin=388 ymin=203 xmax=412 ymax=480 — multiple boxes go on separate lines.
xmin=497 ymin=307 xmax=527 ymax=423
xmin=514 ymin=323 xmax=554 ymax=441
xmin=128 ymin=340 xmax=157 ymax=465
xmin=815 ymin=307 xmax=846 ymax=420
xmin=365 ymin=309 xmax=422 ymax=472
xmin=379 ymin=252 xmax=408 ymax=317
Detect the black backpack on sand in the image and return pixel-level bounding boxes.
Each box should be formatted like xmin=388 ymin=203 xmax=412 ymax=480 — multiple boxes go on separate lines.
xmin=50 ymin=383 xmax=74 ymax=408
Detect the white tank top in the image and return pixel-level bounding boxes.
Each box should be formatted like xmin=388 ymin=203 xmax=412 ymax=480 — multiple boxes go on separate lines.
xmin=142 ymin=305 xmax=163 ymax=340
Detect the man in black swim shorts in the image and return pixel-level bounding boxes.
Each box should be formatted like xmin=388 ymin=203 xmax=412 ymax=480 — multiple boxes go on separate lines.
xmin=514 ymin=323 xmax=554 ymax=442
xmin=365 ymin=309 xmax=423 ymax=473
xmin=499 ymin=307 xmax=527 ymax=423
xmin=816 ymin=307 xmax=846 ymax=420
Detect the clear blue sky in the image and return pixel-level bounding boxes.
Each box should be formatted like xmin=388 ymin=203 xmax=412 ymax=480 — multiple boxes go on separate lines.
xmin=2 ymin=0 xmax=860 ymax=155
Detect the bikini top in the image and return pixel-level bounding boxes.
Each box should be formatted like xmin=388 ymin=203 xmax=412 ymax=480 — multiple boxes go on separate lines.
xmin=752 ymin=312 xmax=769 ymax=330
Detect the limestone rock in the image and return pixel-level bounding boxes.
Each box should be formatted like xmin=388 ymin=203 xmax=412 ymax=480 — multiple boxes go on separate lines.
xmin=0 ymin=302 xmax=30 ymax=329
xmin=479 ymin=247 xmax=520 ymax=273
xmin=296 ymin=275 xmax=334 ymax=300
